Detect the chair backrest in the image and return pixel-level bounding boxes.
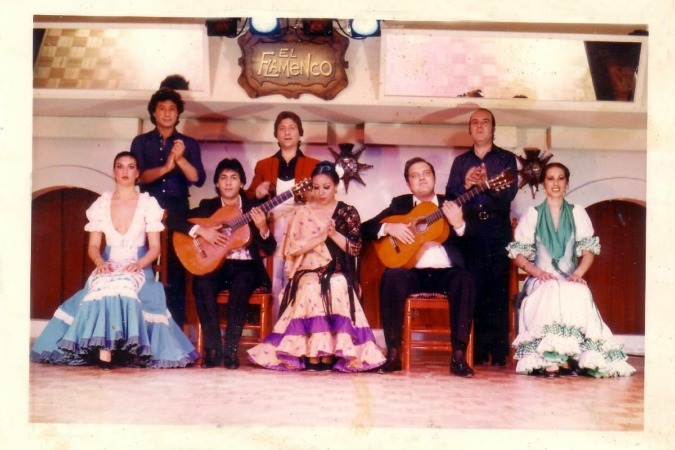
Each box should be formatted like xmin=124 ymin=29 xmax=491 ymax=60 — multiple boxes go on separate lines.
xmin=508 ymin=218 xmax=527 ymax=298
xmin=153 ymin=213 xmax=169 ymax=284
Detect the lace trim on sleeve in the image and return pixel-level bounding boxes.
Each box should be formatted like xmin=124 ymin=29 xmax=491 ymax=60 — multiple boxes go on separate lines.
xmin=506 ymin=241 xmax=535 ymax=260
xmin=575 ymin=236 xmax=601 ymax=256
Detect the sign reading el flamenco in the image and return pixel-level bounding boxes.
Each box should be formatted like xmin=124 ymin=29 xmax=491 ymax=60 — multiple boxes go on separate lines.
xmin=237 ymin=29 xmax=350 ymax=100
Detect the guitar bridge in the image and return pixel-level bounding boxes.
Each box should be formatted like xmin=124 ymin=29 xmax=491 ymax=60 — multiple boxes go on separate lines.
xmin=388 ymin=235 xmax=401 ymax=254
xmin=193 ymin=238 xmax=207 ymax=258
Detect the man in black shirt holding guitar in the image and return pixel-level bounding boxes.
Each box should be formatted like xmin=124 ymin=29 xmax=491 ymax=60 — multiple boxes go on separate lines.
xmin=169 ymin=158 xmax=277 ymax=369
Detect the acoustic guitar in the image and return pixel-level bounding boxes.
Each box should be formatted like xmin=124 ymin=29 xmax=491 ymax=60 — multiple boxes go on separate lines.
xmin=174 ymin=179 xmax=312 ymax=275
xmin=373 ymin=170 xmax=515 ymax=269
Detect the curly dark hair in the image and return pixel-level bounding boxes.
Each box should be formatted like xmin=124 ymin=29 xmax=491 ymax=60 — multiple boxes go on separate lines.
xmin=147 ymin=88 xmax=185 ymax=126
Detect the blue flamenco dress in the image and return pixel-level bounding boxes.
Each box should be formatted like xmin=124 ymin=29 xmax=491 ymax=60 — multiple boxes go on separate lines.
xmin=30 ymin=191 xmax=199 ymax=368
xmin=506 ymin=201 xmax=635 ymax=378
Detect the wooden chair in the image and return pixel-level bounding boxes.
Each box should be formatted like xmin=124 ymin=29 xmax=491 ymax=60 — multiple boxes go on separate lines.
xmin=508 ymin=218 xmax=527 ymax=359
xmin=192 ymin=256 xmax=274 ymax=356
xmin=401 ymin=293 xmax=474 ymax=370
xmin=152 ymin=215 xmax=169 ymax=284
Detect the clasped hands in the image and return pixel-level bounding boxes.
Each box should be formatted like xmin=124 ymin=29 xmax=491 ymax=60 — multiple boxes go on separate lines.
xmin=163 ymin=139 xmax=186 ymax=171
xmin=464 ymin=163 xmax=488 ymax=190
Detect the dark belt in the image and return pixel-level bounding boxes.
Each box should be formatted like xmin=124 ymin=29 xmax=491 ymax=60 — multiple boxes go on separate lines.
xmin=470 ymin=210 xmax=505 ymax=221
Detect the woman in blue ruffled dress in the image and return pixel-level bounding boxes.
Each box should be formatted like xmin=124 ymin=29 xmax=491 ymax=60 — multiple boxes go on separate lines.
xmin=30 ymin=151 xmax=199 ymax=369
xmin=247 ymin=161 xmax=385 ymax=372
xmin=507 ymin=162 xmax=635 ymax=378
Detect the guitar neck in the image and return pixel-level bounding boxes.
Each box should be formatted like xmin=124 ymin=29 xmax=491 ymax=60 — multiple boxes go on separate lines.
xmin=453 ymin=182 xmax=489 ymax=207
xmin=227 ymin=190 xmax=295 ymax=231
xmin=424 ymin=183 xmax=490 ymax=225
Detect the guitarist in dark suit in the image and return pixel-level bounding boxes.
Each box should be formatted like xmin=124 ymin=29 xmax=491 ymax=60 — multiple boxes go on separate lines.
xmin=168 ymin=158 xmax=276 ymax=369
xmin=361 ymin=157 xmax=476 ymax=377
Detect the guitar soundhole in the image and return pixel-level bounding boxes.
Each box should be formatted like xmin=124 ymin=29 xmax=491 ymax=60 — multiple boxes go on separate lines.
xmin=413 ymin=219 xmax=428 ymax=234
xmin=219 ymin=226 xmax=232 ymax=237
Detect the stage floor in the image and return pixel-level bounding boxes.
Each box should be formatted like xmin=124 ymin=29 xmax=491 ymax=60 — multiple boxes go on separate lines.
xmin=29 ymin=349 xmax=643 ymax=431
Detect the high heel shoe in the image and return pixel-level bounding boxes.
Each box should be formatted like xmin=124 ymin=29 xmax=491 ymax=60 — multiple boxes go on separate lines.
xmin=98 ymin=360 xmax=113 ymax=370
xmin=98 ymin=349 xmax=113 ymax=370
xmin=544 ymin=366 xmax=560 ymax=378
xmin=320 ymin=357 xmax=335 ymax=371
xmin=305 ymin=357 xmax=322 ymax=372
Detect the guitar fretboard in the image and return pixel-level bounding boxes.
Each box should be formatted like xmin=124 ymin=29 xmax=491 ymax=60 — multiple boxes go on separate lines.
xmin=424 ymin=183 xmax=489 ymax=225
xmin=225 ymin=190 xmax=296 ymax=231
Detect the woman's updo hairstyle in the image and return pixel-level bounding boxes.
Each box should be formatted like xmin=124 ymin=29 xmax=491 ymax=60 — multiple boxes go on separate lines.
xmin=540 ymin=162 xmax=570 ymax=183
xmin=311 ymin=160 xmax=340 ymax=185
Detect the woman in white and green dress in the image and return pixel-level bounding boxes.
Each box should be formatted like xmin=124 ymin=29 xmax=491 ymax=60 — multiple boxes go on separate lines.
xmin=507 ymin=162 xmax=635 ymax=378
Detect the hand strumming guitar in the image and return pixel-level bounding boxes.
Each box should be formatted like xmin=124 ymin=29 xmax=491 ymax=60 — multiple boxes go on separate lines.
xmin=384 ymin=222 xmax=415 ymax=245
xmin=196 ymin=224 xmax=229 ymax=248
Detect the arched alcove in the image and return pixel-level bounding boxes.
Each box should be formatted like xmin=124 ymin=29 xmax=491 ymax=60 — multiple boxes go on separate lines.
xmin=31 ymin=187 xmax=99 ymax=319
xmin=566 ymin=176 xmax=646 ymax=207
xmin=32 ymin=166 xmax=112 ymax=199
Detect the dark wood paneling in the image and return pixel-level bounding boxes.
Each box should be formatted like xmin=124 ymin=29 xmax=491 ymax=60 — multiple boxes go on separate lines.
xmin=585 ymin=200 xmax=646 ymax=334
xmin=31 ymin=188 xmax=98 ymax=319
xmin=359 ymin=242 xmax=384 ymax=328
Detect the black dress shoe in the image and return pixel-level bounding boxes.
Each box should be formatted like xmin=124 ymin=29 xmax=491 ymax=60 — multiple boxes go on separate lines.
xmin=491 ymin=357 xmax=507 ymax=367
xmin=379 ymin=348 xmax=402 ymax=373
xmin=201 ymin=349 xmax=220 ymax=368
xmin=560 ymin=359 xmax=581 ymax=376
xmin=223 ymin=353 xmax=240 ymax=370
xmin=450 ymin=357 xmax=474 ymax=378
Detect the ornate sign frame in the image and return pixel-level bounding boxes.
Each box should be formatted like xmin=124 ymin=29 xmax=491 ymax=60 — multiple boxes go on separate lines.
xmin=237 ymin=30 xmax=350 ymax=100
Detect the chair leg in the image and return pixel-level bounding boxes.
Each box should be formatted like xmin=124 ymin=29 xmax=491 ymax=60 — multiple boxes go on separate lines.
xmin=402 ymin=300 xmax=412 ymax=370
xmin=466 ymin=322 xmax=474 ymax=367
xmin=259 ymin=297 xmax=269 ymax=341
xmin=196 ymin=323 xmax=204 ymax=357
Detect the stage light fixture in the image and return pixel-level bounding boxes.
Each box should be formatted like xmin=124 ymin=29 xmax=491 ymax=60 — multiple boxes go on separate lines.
xmin=302 ymin=19 xmax=333 ymax=36
xmin=250 ymin=17 xmax=282 ymax=36
xmin=205 ymin=18 xmax=240 ymax=38
xmin=349 ymin=19 xmax=381 ymax=38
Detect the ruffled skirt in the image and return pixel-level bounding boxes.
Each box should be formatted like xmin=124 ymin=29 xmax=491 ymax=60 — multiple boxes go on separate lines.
xmin=512 ymin=278 xmax=635 ymax=377
xmin=247 ymin=272 xmax=385 ymax=372
xmin=30 ymin=267 xmax=199 ymax=368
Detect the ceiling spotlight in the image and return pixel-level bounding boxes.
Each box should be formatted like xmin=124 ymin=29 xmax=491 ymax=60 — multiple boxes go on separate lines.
xmin=250 ymin=17 xmax=282 ymax=36
xmin=349 ymin=19 xmax=381 ymax=38
xmin=302 ymin=19 xmax=333 ymax=36
xmin=205 ymin=18 xmax=240 ymax=38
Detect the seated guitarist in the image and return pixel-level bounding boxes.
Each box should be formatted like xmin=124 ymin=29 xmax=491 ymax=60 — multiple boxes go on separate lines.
xmin=361 ymin=157 xmax=476 ymax=377
xmin=168 ymin=158 xmax=276 ymax=369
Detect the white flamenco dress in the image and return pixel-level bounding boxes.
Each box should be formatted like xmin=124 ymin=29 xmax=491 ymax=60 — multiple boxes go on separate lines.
xmin=507 ymin=204 xmax=635 ymax=378
xmin=30 ymin=192 xmax=199 ymax=368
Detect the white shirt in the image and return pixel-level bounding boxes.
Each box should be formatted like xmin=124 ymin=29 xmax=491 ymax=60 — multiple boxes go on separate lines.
xmin=377 ymin=195 xmax=465 ymax=269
